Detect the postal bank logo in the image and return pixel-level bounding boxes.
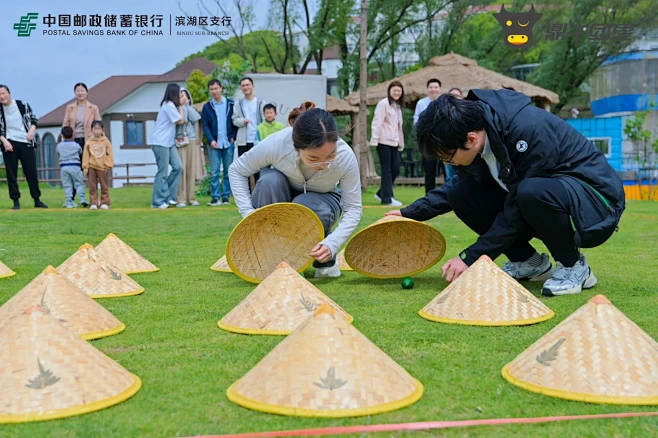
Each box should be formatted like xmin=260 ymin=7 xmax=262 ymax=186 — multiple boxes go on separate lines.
xmin=14 ymin=13 xmax=39 ymax=37
xmin=494 ymin=5 xmax=542 ymax=48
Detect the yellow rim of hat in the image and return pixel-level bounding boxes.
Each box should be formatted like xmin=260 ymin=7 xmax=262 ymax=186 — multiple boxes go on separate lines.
xmin=81 ymin=323 xmax=126 ymax=341
xmin=210 ymin=265 xmax=233 ymax=273
xmin=123 ymin=268 xmax=160 ymax=274
xmin=217 ymin=313 xmax=355 ymax=336
xmin=88 ymin=287 xmax=145 ymax=299
xmin=225 ymin=203 xmax=325 ymax=284
xmin=0 ymin=271 xmax=16 ymax=279
xmin=0 ymin=374 xmax=141 ymax=424
xmin=226 ymin=378 xmax=423 ymax=418
xmin=418 ymin=309 xmax=555 ymax=327
xmin=344 ymin=219 xmax=447 ymax=279
xmin=501 ymin=364 xmax=658 ymax=405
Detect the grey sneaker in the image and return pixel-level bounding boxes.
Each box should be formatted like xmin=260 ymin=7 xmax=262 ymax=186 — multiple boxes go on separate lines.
xmin=501 ymin=253 xmax=553 ymax=282
xmin=315 ymin=263 xmax=341 ymax=278
xmin=221 ymin=197 xmax=230 ymax=205
xmin=65 ymin=201 xmax=76 ymax=209
xmin=542 ymin=254 xmax=597 ymax=297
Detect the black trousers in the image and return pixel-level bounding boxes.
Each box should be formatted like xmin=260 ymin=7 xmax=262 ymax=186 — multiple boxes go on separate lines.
xmin=423 ymin=156 xmax=437 ymax=194
xmin=71 ymin=137 xmax=85 ymax=200
xmin=1 ymin=140 xmax=41 ymax=202
xmin=448 ymin=176 xmax=585 ymax=267
xmin=376 ymin=144 xmax=400 ymax=204
xmin=238 ymin=142 xmax=259 ymax=191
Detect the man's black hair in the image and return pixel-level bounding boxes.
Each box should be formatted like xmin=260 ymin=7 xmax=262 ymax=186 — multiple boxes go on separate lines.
xmin=240 ymin=77 xmax=254 ymax=85
xmin=263 ymin=103 xmax=277 ymax=113
xmin=207 ymin=79 xmax=222 ymax=88
xmin=416 ymin=94 xmax=485 ymax=160
xmin=426 ymin=78 xmax=441 ymax=88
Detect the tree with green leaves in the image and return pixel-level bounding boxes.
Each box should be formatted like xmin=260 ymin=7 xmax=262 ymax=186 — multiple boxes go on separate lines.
xmin=623 ymin=104 xmax=658 ymax=199
xmin=186 ymin=60 xmax=253 ymax=104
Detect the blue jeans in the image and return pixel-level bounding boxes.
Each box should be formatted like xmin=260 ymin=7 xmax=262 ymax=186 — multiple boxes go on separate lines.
xmin=444 ymin=163 xmax=455 ymax=182
xmin=151 ymin=145 xmax=183 ymax=207
xmin=208 ymin=144 xmax=234 ymax=200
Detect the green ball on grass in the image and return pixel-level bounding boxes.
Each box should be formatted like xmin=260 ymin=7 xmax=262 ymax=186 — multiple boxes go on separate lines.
xmin=401 ymin=277 xmax=415 ymax=289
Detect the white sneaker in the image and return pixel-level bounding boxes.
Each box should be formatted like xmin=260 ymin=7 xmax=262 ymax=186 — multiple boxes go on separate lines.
xmin=151 ymin=204 xmax=169 ymax=209
xmin=502 ymin=253 xmax=553 ymax=282
xmin=90 ymin=205 xmax=98 ymax=210
xmin=315 ymin=264 xmax=341 ymax=278
xmin=100 ymin=204 xmax=109 ymax=210
xmin=176 ymin=203 xmax=187 ymax=208
xmin=382 ymin=199 xmax=403 ymax=207
xmin=169 ymin=200 xmax=177 ymax=205
xmin=374 ymin=194 xmax=382 ymax=202
xmin=542 ymin=254 xmax=597 ymax=297
xmin=190 ymin=201 xmax=200 ymax=206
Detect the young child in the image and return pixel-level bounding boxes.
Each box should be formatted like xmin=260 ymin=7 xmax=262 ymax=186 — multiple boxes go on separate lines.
xmin=82 ymin=121 xmax=114 ymax=210
xmin=256 ymin=104 xmax=285 ymax=141
xmin=56 ymin=126 xmax=88 ymax=208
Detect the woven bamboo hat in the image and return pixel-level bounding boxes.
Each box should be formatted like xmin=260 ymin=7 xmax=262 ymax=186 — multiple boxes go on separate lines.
xmin=227 ymin=304 xmax=423 ymax=417
xmin=0 ymin=266 xmax=125 ymax=340
xmin=210 ymin=255 xmax=233 ymax=273
xmin=226 ymin=203 xmax=324 ymax=283
xmin=344 ymin=216 xmax=446 ymax=278
xmin=0 ymin=305 xmax=141 ymax=423
xmin=0 ymin=260 xmax=16 ymax=279
xmin=502 ymin=295 xmax=658 ymax=405
xmin=95 ymin=233 xmax=159 ymax=274
xmin=218 ymin=262 xmax=353 ymax=335
xmin=57 ymin=244 xmax=144 ymax=298
xmin=336 ymin=249 xmax=352 ymax=271
xmin=419 ymin=255 xmax=554 ymax=326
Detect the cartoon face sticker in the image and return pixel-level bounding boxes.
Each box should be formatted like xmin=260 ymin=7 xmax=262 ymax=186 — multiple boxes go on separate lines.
xmin=494 ymin=4 xmax=543 ymax=48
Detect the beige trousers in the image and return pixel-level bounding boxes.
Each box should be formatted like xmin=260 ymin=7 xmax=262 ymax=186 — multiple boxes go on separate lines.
xmin=176 ymin=139 xmax=198 ymax=204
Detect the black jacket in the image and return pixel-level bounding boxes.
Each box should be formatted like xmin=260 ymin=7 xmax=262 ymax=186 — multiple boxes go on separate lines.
xmin=200 ymin=98 xmax=238 ymax=146
xmin=0 ymin=100 xmax=39 ymax=147
xmin=401 ymin=89 xmax=625 ymax=265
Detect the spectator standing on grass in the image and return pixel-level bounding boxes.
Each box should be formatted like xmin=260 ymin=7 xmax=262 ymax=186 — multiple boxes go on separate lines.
xmin=257 ymin=104 xmax=285 ymax=141
xmin=413 ymin=78 xmax=442 ymax=194
xmin=229 ymin=101 xmax=362 ymax=278
xmin=371 ymin=80 xmax=405 ymax=207
xmin=149 ymin=83 xmax=185 ymax=209
xmin=62 ymin=82 xmax=100 ymax=204
xmin=57 ymin=126 xmax=88 ymax=208
xmin=0 ymin=85 xmax=47 ymax=210
xmin=232 ymin=77 xmax=267 ymax=187
xmin=201 ymin=79 xmax=237 ymax=206
xmin=175 ymin=88 xmax=202 ymax=208
xmin=83 ymin=121 xmax=114 ymax=210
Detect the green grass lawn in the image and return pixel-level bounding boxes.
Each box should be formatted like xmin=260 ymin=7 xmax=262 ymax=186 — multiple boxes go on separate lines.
xmin=1 ymin=184 xmax=658 ymax=438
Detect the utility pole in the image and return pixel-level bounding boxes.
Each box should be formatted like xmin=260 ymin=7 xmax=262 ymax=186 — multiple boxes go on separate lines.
xmin=358 ymin=0 xmax=369 ymax=191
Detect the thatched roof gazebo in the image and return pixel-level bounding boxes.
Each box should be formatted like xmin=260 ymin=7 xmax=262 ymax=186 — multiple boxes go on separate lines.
xmin=327 ymin=95 xmax=359 ymax=116
xmin=346 ymin=52 xmax=559 ymax=110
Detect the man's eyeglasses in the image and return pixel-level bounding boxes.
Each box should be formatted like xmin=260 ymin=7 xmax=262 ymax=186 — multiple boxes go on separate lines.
xmin=437 ymin=149 xmax=458 ymax=165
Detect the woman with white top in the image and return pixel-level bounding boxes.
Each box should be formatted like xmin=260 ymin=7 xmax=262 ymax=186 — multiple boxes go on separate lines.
xmin=228 ymin=101 xmax=363 ymax=278
xmin=148 ymin=83 xmax=185 ymax=209
xmin=371 ymin=80 xmax=405 ymax=207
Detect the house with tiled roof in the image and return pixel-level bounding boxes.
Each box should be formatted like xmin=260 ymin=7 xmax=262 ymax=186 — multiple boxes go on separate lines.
xmin=35 ymin=58 xmax=217 ymax=187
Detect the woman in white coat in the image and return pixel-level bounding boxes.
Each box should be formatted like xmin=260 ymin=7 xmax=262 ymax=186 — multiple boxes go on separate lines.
xmin=228 ymin=101 xmax=363 ymax=278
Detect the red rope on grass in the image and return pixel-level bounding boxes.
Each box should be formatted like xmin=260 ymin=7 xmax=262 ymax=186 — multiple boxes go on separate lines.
xmin=182 ymin=412 xmax=658 ymax=438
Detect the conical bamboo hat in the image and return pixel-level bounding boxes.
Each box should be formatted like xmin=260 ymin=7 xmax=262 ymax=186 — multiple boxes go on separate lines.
xmin=227 ymin=304 xmax=423 ymax=417
xmin=344 ymin=216 xmax=446 ymax=278
xmin=336 ymin=249 xmax=352 ymax=271
xmin=95 ymin=233 xmax=159 ymax=274
xmin=503 ymin=295 xmax=658 ymax=405
xmin=0 ymin=306 xmax=141 ymax=423
xmin=226 ymin=203 xmax=324 ymax=283
xmin=218 ymin=262 xmax=353 ymax=335
xmin=0 ymin=260 xmax=16 ymax=279
xmin=419 ymin=255 xmax=554 ymax=326
xmin=0 ymin=266 xmax=125 ymax=340
xmin=57 ymin=244 xmax=144 ymax=298
xmin=210 ymin=255 xmax=233 ymax=273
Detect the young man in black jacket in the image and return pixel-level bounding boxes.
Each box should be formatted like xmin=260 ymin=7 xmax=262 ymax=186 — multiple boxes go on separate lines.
xmin=387 ymin=89 xmax=625 ymax=296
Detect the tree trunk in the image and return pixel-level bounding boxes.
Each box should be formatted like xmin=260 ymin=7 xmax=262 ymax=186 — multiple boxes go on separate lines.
xmin=358 ymin=0 xmax=369 ymax=192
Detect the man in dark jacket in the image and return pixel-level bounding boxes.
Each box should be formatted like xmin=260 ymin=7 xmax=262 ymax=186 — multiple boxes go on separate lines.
xmin=0 ymin=85 xmax=48 ymax=209
xmin=387 ymin=89 xmax=624 ymax=296
xmin=201 ymin=79 xmax=238 ymax=206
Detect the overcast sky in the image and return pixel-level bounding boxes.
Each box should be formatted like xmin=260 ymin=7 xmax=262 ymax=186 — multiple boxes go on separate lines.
xmin=1 ymin=0 xmax=294 ymax=117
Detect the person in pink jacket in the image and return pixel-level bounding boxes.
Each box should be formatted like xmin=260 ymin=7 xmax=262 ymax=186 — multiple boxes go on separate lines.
xmin=370 ymin=80 xmax=405 ymax=206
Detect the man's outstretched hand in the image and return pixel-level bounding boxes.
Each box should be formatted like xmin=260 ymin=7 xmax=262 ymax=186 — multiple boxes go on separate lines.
xmin=441 ymin=256 xmax=469 ymax=282
xmin=384 ymin=210 xmax=402 ymax=217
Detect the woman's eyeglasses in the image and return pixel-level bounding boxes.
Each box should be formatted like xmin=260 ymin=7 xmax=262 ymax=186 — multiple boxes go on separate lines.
xmin=306 ymin=157 xmax=336 ymax=168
